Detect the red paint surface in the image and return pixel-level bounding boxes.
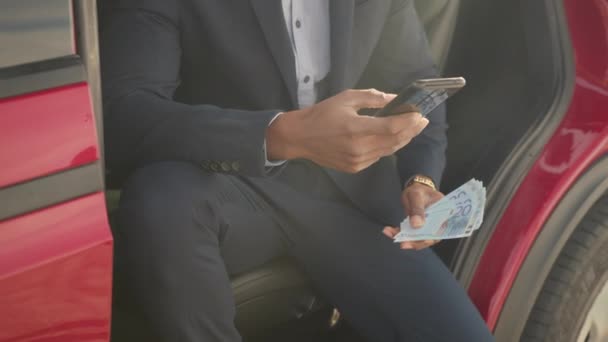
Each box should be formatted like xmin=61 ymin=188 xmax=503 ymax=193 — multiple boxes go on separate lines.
xmin=468 ymin=0 xmax=608 ymax=329
xmin=0 ymin=193 xmax=113 ymax=342
xmin=0 ymin=84 xmax=99 ymax=188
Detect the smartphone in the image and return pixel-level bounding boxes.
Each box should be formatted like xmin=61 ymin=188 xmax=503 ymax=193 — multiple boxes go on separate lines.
xmin=373 ymin=77 xmax=466 ymax=117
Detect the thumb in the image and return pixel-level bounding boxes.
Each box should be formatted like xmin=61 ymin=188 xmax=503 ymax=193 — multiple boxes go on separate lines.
xmin=409 ymin=209 xmax=426 ymax=228
xmin=407 ymin=191 xmax=427 ymax=228
xmin=383 ymin=226 xmax=399 ymax=238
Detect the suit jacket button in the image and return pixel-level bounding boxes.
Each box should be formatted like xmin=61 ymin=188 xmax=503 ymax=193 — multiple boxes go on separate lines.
xmin=231 ymin=161 xmax=241 ymax=172
xmin=220 ymin=161 xmax=231 ymax=172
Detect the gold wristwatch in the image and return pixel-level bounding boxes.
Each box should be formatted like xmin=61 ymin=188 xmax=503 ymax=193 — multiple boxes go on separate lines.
xmin=406 ymin=174 xmax=437 ymax=190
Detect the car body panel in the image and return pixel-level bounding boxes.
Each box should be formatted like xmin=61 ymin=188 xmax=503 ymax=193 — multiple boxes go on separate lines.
xmin=0 ymin=84 xmax=99 ymax=188
xmin=0 ymin=3 xmax=113 ymax=340
xmin=0 ymin=193 xmax=113 ymax=342
xmin=468 ymin=0 xmax=608 ymax=329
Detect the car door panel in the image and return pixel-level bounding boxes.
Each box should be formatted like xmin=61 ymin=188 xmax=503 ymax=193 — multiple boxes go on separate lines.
xmin=0 ymin=1 xmax=113 ymax=341
xmin=0 ymin=194 xmax=112 ymax=342
xmin=0 ymin=84 xmax=99 ymax=188
xmin=466 ymin=0 xmax=608 ymax=331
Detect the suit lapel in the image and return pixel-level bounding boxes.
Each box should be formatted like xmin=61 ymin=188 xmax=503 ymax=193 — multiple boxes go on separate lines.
xmin=329 ymin=0 xmax=355 ymax=95
xmin=250 ymin=0 xmax=298 ymax=107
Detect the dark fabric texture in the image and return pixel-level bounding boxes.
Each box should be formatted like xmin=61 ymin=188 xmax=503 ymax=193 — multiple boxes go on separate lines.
xmin=113 ymin=161 xmax=493 ymax=342
xmin=99 ymin=0 xmax=448 ymax=226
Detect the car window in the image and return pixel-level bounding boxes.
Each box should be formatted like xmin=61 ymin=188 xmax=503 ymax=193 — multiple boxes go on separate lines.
xmin=0 ymin=0 xmax=73 ymax=69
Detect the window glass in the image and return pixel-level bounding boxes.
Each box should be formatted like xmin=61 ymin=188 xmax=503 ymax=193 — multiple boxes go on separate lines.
xmin=0 ymin=0 xmax=74 ymax=69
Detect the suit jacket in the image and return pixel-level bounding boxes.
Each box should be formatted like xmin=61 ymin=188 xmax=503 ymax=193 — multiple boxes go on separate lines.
xmin=99 ymin=0 xmax=448 ymax=225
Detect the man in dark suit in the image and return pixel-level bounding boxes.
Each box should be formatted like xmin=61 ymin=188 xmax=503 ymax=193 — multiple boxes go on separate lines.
xmin=100 ymin=0 xmax=494 ymax=341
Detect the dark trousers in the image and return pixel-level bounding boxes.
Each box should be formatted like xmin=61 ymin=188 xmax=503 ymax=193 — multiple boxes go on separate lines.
xmin=112 ymin=161 xmax=494 ymax=342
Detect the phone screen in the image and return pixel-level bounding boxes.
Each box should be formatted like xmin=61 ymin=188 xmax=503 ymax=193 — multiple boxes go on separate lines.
xmin=374 ymin=77 xmax=465 ymax=118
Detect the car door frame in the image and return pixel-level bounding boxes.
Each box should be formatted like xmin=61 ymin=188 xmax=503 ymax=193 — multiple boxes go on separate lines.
xmin=448 ymin=0 xmax=608 ymax=336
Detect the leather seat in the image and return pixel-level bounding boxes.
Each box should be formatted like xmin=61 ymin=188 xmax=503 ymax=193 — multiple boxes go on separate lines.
xmin=104 ymin=2 xmax=460 ymax=338
xmin=232 ymin=258 xmax=325 ymax=337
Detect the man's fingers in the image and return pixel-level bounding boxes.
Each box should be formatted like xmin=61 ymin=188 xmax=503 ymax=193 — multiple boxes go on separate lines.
xmin=409 ymin=214 xmax=425 ymax=228
xmin=400 ymin=240 xmax=439 ymax=250
xmin=345 ymin=104 xmax=429 ymax=140
xmin=366 ymin=128 xmax=414 ymax=154
xmin=400 ymin=242 xmax=415 ymax=249
xmin=407 ymin=190 xmax=427 ymax=228
xmin=383 ymin=227 xmax=438 ymax=251
xmin=428 ymin=191 xmax=445 ymax=205
xmin=417 ymin=117 xmax=430 ymax=135
xmin=353 ymin=112 xmax=424 ymax=137
xmin=338 ymin=127 xmax=418 ymax=172
xmin=337 ymin=137 xmax=416 ymax=172
xmin=418 ymin=240 xmax=439 ymax=250
xmin=342 ymin=88 xmax=396 ymax=110
xmin=383 ymin=226 xmax=399 ymax=238
xmin=416 ymin=240 xmax=437 ymax=250
xmin=386 ymin=113 xmax=428 ymax=137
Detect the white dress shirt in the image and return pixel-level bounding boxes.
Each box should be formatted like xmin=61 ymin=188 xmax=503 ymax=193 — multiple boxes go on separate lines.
xmin=266 ymin=0 xmax=331 ymax=166
xmin=281 ymin=0 xmax=331 ymax=108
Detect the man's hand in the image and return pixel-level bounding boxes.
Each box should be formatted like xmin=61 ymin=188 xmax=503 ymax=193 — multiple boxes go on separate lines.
xmin=383 ymin=182 xmax=444 ymax=250
xmin=266 ymin=89 xmax=429 ymax=173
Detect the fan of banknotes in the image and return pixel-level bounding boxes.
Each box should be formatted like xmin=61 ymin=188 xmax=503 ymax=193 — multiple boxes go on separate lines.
xmin=394 ymin=179 xmax=486 ymax=242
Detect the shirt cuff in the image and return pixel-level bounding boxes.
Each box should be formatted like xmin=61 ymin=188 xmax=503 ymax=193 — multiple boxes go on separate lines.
xmin=264 ymin=112 xmax=287 ymax=167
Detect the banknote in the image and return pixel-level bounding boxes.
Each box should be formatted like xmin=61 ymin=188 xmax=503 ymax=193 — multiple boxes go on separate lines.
xmin=394 ymin=179 xmax=486 ymax=242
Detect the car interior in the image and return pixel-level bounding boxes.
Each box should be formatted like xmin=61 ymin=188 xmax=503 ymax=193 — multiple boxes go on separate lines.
xmin=101 ymin=0 xmax=563 ymax=340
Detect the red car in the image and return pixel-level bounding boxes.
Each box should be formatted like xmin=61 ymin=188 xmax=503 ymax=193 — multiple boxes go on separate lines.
xmin=1 ymin=0 xmax=607 ymax=341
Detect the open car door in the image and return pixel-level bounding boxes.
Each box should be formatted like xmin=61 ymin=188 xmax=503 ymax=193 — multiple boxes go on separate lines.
xmin=0 ymin=1 xmax=113 ymax=341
